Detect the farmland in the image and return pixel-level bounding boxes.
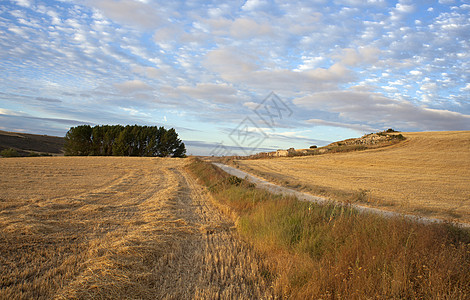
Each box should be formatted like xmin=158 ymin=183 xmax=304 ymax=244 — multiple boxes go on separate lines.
xmin=1 ymin=131 xmax=469 ymax=299
xmin=0 ymin=157 xmax=274 ymax=299
xmin=235 ymin=131 xmax=470 ymax=224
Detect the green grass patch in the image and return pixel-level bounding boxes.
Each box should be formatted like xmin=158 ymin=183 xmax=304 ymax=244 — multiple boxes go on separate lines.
xmin=188 ymin=158 xmax=470 ymax=298
xmin=0 ymin=148 xmax=19 ymax=157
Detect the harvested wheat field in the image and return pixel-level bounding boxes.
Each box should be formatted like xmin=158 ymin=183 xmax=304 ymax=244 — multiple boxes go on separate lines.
xmin=0 ymin=157 xmax=276 ymax=299
xmin=236 ymin=131 xmax=470 ymax=224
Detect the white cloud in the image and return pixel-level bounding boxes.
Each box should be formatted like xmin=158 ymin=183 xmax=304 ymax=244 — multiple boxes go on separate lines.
xmin=12 ymin=0 xmax=31 ymax=8
xmin=203 ymin=48 xmax=353 ymax=91
xmin=90 ymin=0 xmax=162 ymax=29
xmin=7 ymin=26 xmax=25 ymax=36
xmin=294 ymin=90 xmax=470 ymax=130
xmin=0 ymin=108 xmax=23 ymax=116
xmin=230 ymin=18 xmax=272 ymax=39
xmin=390 ymin=1 xmax=415 ymax=21
xmin=395 ymin=2 xmax=415 ymax=13
xmin=420 ymin=82 xmax=438 ymax=92
xmin=114 ymin=80 xmax=154 ymax=94
xmin=241 ymin=0 xmax=269 ymax=11
xmin=203 ymin=48 xmax=259 ymax=76
xmin=274 ymin=130 xmax=310 ymax=139
xmin=460 ymin=83 xmax=470 ymax=92
xmin=131 ymin=66 xmax=163 ymax=79
xmin=334 ymin=47 xmax=380 ymax=66
xmin=306 ymin=118 xmax=377 ymax=132
xmin=334 ymin=0 xmax=386 ymax=6
xmin=119 ymin=107 xmax=150 ymax=117
xmin=243 ymin=101 xmax=258 ymax=110
xmin=177 ymin=83 xmax=238 ymax=103
xmin=295 ymin=56 xmax=324 ymax=71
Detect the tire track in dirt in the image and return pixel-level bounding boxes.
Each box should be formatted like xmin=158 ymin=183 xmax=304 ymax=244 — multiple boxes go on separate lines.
xmin=151 ymin=167 xmax=276 ymax=299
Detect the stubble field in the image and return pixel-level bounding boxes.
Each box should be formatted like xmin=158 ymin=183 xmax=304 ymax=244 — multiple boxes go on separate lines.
xmin=236 ymin=131 xmax=470 ymax=224
xmin=0 ymin=157 xmax=276 ymax=299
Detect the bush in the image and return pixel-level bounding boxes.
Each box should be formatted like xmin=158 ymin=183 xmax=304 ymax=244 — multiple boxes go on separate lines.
xmin=0 ymin=148 xmax=20 ymax=157
xmin=395 ymin=133 xmax=406 ymax=140
xmin=309 ymin=145 xmax=317 ymax=149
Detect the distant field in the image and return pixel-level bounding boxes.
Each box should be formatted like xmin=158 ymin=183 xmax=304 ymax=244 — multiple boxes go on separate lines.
xmin=236 ymin=131 xmax=470 ymax=224
xmin=0 ymin=157 xmax=274 ymax=299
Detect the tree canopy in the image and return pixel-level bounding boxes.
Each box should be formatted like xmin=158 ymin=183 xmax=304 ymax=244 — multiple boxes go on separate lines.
xmin=64 ymin=125 xmax=186 ymax=157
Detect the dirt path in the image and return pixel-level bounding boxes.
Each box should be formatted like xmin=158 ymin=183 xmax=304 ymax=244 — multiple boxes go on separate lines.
xmin=212 ymin=162 xmax=470 ymax=229
xmin=150 ymin=167 xmax=275 ymax=299
xmin=0 ymin=157 xmax=276 ymax=299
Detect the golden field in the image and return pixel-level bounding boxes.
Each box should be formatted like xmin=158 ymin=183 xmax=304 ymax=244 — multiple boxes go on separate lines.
xmin=0 ymin=157 xmax=275 ymax=299
xmin=236 ymin=131 xmax=470 ymax=224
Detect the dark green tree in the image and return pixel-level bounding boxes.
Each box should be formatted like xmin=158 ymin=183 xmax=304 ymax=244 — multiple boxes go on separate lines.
xmin=157 ymin=128 xmax=186 ymax=157
xmin=64 ymin=125 xmax=92 ymax=156
xmin=64 ymin=124 xmax=186 ymax=157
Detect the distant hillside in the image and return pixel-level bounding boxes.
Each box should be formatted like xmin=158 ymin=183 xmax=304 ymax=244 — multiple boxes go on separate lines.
xmin=245 ymin=129 xmax=406 ymax=159
xmin=0 ymin=130 xmax=64 ymax=156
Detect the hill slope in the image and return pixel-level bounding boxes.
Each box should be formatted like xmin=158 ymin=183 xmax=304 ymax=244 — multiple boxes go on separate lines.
xmin=0 ymin=130 xmax=64 ymax=155
xmin=236 ymin=131 xmax=470 ymax=224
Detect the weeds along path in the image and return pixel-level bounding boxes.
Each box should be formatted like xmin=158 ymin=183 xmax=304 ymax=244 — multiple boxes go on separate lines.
xmin=212 ymin=162 xmax=470 ymax=229
xmin=0 ymin=157 xmax=274 ymax=299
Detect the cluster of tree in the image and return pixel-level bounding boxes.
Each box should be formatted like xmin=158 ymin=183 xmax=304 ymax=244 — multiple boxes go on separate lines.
xmin=64 ymin=125 xmax=186 ymax=157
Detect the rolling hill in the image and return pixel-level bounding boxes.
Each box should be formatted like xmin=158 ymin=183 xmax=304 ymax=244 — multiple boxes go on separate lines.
xmin=0 ymin=130 xmax=64 ymax=156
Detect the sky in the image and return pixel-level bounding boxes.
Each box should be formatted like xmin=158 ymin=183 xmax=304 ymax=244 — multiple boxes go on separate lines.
xmin=0 ymin=0 xmax=469 ymax=155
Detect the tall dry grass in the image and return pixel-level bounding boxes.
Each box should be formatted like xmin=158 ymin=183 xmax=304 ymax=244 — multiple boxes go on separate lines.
xmin=189 ymin=158 xmax=470 ymax=299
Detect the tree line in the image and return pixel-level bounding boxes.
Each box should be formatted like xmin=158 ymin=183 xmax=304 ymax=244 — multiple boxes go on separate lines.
xmin=64 ymin=125 xmax=186 ymax=157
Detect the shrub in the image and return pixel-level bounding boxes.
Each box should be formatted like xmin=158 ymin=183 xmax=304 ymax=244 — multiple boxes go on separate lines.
xmin=395 ymin=133 xmax=406 ymax=140
xmin=0 ymin=148 xmax=20 ymax=157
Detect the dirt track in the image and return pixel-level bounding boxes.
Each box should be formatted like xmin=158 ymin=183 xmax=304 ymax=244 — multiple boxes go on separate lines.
xmin=150 ymin=164 xmax=274 ymax=299
xmin=0 ymin=157 xmax=275 ymax=299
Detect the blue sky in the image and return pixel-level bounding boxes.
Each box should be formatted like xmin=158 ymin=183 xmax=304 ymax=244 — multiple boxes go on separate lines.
xmin=1 ymin=0 xmax=469 ymax=155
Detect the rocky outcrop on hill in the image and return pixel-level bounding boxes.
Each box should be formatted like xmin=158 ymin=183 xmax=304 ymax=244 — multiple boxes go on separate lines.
xmin=327 ymin=132 xmax=405 ymax=148
xmin=248 ymin=130 xmax=406 ymax=159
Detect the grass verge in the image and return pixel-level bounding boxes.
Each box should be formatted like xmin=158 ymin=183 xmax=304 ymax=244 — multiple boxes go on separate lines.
xmin=188 ymin=158 xmax=470 ymax=299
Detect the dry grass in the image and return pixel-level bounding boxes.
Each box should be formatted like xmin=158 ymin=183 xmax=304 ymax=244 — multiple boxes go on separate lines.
xmin=236 ymin=131 xmax=470 ymax=223
xmin=0 ymin=156 xmax=276 ymax=299
xmin=189 ymin=158 xmax=470 ymax=299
